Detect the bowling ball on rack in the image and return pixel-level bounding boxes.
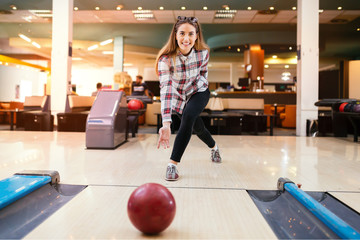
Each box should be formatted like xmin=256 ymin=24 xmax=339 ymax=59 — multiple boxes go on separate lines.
xmin=127 ymin=99 xmax=144 ymax=110
xmin=344 ymin=103 xmax=354 ymax=112
xmin=353 ymin=104 xmax=360 ymax=113
xmin=127 ymin=183 xmax=176 ymax=235
xmin=339 ymin=102 xmax=348 ymax=112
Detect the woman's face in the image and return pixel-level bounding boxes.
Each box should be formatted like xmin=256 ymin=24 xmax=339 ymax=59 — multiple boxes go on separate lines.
xmin=176 ymin=23 xmax=197 ymax=56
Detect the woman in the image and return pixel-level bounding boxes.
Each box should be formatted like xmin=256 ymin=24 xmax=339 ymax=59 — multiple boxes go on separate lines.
xmin=155 ymin=16 xmax=222 ymax=181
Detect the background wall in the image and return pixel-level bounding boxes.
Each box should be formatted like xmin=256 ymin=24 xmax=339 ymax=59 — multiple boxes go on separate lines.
xmin=0 ymin=65 xmax=46 ymax=102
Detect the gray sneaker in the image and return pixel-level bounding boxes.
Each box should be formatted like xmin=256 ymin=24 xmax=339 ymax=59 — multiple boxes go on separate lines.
xmin=165 ymin=164 xmax=179 ymax=181
xmin=211 ymin=148 xmax=222 ymax=163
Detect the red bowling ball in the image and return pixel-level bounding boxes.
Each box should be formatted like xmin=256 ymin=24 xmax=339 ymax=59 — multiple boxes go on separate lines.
xmin=127 ymin=183 xmax=176 ymax=235
xmin=339 ymin=102 xmax=348 ymax=112
xmin=127 ymin=99 xmax=143 ymax=110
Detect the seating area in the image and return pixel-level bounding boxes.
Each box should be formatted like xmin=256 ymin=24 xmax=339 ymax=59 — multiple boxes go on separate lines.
xmin=2 ymin=94 xmax=299 ymax=136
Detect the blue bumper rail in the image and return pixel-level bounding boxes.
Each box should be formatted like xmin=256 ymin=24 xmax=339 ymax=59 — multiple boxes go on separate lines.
xmin=278 ymin=177 xmax=360 ymax=239
xmin=0 ymin=171 xmax=59 ymax=210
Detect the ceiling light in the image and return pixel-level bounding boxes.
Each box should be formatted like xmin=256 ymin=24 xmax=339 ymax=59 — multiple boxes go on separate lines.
xmin=181 ymin=6 xmax=186 ymax=10
xmin=29 ymin=10 xmax=52 ymax=18
xmin=285 ymin=65 xmax=289 ymax=69
xmin=31 ymin=41 xmax=41 ymax=48
xmin=95 ymin=7 xmax=100 ymax=10
xmin=10 ymin=5 xmax=17 ymax=10
xmin=272 ymin=55 xmax=277 ymax=58
xmin=357 ymin=28 xmax=360 ymax=31
xmin=269 ymin=7 xmax=275 ymax=10
xmin=319 ymin=9 xmax=324 ymax=13
xmin=215 ymin=10 xmax=237 ymax=19
xmin=282 ymin=72 xmax=291 ymax=81
xmin=18 ymin=33 xmax=31 ymax=43
xmin=102 ymin=51 xmax=114 ymax=55
xmin=289 ymin=46 xmax=293 ymax=50
xmin=74 ymin=7 xmax=78 ymax=11
xmin=203 ymin=6 xmax=208 ymax=10
xmin=159 ymin=6 xmax=164 ymax=10
xmin=237 ymin=48 xmax=240 ymax=52
xmin=264 ymin=65 xmax=269 ymax=68
xmin=337 ymin=6 xmax=342 ymax=10
xmin=100 ymin=39 xmax=113 ymax=46
xmin=116 ymin=5 xmax=123 ymax=10
xmin=247 ymin=7 xmax=252 ymax=10
xmin=133 ymin=10 xmax=154 ymax=20
xmin=292 ymin=7 xmax=296 ymax=10
xmin=138 ymin=7 xmax=142 ymax=10
xmin=88 ymin=44 xmax=99 ymax=51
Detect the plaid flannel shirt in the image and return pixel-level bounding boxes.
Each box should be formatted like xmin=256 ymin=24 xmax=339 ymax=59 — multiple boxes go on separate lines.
xmin=158 ymin=48 xmax=209 ymax=123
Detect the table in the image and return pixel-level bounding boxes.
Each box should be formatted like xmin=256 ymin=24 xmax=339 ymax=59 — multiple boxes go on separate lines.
xmin=0 ymin=109 xmax=24 ymax=130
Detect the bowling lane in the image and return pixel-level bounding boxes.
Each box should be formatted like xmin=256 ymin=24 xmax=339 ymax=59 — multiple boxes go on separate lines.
xmin=24 ymin=186 xmax=276 ymax=239
xmin=329 ymin=192 xmax=360 ymax=213
xmin=1 ymin=131 xmax=360 ymax=191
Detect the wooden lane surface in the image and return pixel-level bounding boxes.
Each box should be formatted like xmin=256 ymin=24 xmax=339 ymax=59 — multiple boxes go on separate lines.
xmin=24 ymin=186 xmax=277 ymax=239
xmin=1 ymin=132 xmax=360 ymax=192
xmin=329 ymin=192 xmax=360 ymax=214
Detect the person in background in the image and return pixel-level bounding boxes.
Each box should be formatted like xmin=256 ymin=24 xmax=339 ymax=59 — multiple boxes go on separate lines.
xmin=92 ymin=82 xmax=102 ymax=96
xmin=155 ymin=16 xmax=222 ymax=181
xmin=131 ymin=75 xmax=150 ymax=97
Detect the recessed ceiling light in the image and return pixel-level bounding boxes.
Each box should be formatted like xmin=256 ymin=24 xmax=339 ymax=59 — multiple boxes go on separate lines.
xmin=138 ymin=7 xmax=142 ymax=10
xmin=289 ymin=46 xmax=293 ymax=50
xmin=95 ymin=7 xmax=100 ymax=10
xmin=10 ymin=5 xmax=17 ymax=10
xmin=285 ymin=65 xmax=289 ymax=69
xmin=74 ymin=7 xmax=78 ymax=11
xmin=269 ymin=7 xmax=275 ymax=10
xmin=203 ymin=6 xmax=208 ymax=10
xmin=337 ymin=6 xmax=342 ymax=10
xmin=31 ymin=41 xmax=41 ymax=49
xmin=292 ymin=7 xmax=296 ymax=10
xmin=88 ymin=44 xmax=99 ymax=51
xmin=272 ymin=55 xmax=277 ymax=59
xmin=181 ymin=6 xmax=186 ymax=10
xmin=100 ymin=39 xmax=113 ymax=46
xmin=225 ymin=6 xmax=230 ymax=10
xmin=247 ymin=7 xmax=252 ymax=10
xmin=357 ymin=28 xmax=360 ymax=31
xmin=18 ymin=33 xmax=31 ymax=43
xmin=264 ymin=65 xmax=269 ymax=68
xmin=237 ymin=48 xmax=240 ymax=52
xmin=116 ymin=5 xmax=123 ymax=10
xmin=159 ymin=6 xmax=164 ymax=10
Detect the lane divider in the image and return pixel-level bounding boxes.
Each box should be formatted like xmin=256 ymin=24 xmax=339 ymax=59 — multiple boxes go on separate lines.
xmin=278 ymin=177 xmax=360 ymax=239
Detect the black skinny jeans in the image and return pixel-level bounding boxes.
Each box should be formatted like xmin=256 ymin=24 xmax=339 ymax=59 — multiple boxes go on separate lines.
xmin=170 ymin=89 xmax=215 ymax=162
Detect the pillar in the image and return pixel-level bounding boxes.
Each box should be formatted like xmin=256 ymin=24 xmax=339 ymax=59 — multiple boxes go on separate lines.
xmin=114 ymin=36 xmax=124 ymax=73
xmin=51 ymin=0 xmax=73 ymax=118
xmin=244 ymin=44 xmax=264 ymax=90
xmin=296 ymin=0 xmax=319 ymax=136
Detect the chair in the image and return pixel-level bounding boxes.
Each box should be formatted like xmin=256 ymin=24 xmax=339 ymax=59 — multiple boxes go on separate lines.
xmin=280 ymin=105 xmax=296 ymax=128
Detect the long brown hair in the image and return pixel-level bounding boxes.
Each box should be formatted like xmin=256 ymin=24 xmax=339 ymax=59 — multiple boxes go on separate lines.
xmin=155 ymin=16 xmax=209 ymax=76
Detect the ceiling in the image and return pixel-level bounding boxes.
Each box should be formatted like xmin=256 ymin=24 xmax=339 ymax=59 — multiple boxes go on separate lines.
xmin=0 ymin=0 xmax=359 ymax=69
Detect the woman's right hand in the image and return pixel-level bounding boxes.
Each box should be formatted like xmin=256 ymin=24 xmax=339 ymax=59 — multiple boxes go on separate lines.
xmin=157 ymin=125 xmax=171 ymax=149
